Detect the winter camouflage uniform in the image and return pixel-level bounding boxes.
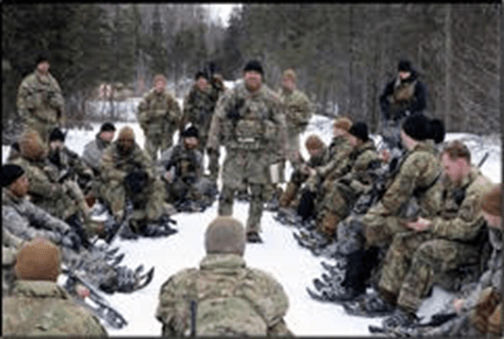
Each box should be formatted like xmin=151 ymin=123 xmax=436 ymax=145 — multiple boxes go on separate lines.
xmin=137 ymin=88 xmax=181 ymax=160
xmin=99 ymin=140 xmax=166 ymax=231
xmin=317 ymin=140 xmax=380 ymax=238
xmin=48 ymin=145 xmax=94 ymax=194
xmin=2 ymin=228 xmax=24 ymax=296
xmin=277 ymin=86 xmax=312 ymax=181
xmin=207 ymin=82 xmax=287 ymax=235
xmin=17 ymin=71 xmax=65 ymax=143
xmin=363 ymin=140 xmax=442 ymax=249
xmin=158 ymin=143 xmax=214 ymax=208
xmin=82 ymin=133 xmax=113 ymax=176
xmin=3 ymin=280 xmax=107 ymax=336
xmin=156 ymin=253 xmax=292 ymax=336
xmin=378 ymin=166 xmax=493 ymax=314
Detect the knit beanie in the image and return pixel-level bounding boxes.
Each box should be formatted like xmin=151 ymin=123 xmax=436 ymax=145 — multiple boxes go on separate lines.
xmin=481 ymin=184 xmax=501 ymax=217
xmin=14 ymin=237 xmax=61 ymax=282
xmin=205 ymin=216 xmax=246 ymax=256
xmin=402 ymin=114 xmax=445 ymax=144
xmin=100 ymin=122 xmax=116 ymax=132
xmin=243 ymin=60 xmax=264 ymax=76
xmin=305 ymin=134 xmax=324 ymax=150
xmin=117 ymin=126 xmax=135 ymax=140
xmin=181 ymin=126 xmax=199 ymax=139
xmin=153 ymin=74 xmax=167 ymax=85
xmin=398 ymin=60 xmax=413 ymax=73
xmin=333 ymin=117 xmax=352 ymax=132
xmin=1 ymin=164 xmax=25 ymax=187
xmin=195 ymin=70 xmax=209 ymax=81
xmin=49 ymin=128 xmax=65 ymax=142
xmin=36 ymin=51 xmax=50 ymax=65
xmin=283 ymin=69 xmax=296 ymax=81
xmin=348 ymin=122 xmax=369 ymax=142
xmin=19 ymin=130 xmax=46 ymax=161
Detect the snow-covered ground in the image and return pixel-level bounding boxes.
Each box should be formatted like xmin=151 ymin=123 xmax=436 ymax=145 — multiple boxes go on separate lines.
xmin=2 ymin=112 xmax=500 ymax=336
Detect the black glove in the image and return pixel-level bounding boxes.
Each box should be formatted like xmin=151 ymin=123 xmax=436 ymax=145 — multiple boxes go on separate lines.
xmin=297 ymin=190 xmax=317 ymax=221
xmin=124 ymin=170 xmax=148 ymax=195
xmin=62 ymin=230 xmax=82 ymax=251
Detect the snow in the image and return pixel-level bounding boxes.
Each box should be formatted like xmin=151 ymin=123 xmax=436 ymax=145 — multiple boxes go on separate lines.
xmin=1 ymin=110 xmax=501 ymax=336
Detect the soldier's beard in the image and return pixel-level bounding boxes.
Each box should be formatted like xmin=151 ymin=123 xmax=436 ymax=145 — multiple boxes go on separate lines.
xmin=245 ymin=80 xmax=261 ymax=93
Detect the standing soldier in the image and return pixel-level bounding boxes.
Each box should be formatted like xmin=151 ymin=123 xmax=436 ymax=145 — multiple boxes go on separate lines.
xmin=17 ymin=52 xmax=65 ymax=143
xmin=207 ymin=60 xmax=287 ymax=243
xmin=180 ymin=71 xmax=222 ymax=185
xmin=137 ymin=74 xmax=181 ymax=161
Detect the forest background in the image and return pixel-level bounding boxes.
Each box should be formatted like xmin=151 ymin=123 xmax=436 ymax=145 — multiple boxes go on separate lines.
xmin=2 ymin=3 xmax=500 ymax=144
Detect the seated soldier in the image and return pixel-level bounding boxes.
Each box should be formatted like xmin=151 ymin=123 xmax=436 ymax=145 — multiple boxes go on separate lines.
xmin=158 ymin=126 xmax=216 ymax=212
xmin=2 ymin=164 xmax=154 ymax=294
xmin=2 ymin=237 xmax=108 ymax=336
xmin=156 ymin=216 xmax=293 ymax=336
xmin=344 ymin=140 xmax=493 ymax=327
xmin=99 ymin=126 xmax=174 ymax=237
xmin=276 ymin=134 xmax=330 ymax=222
xmin=2 ymin=227 xmax=24 ymax=296
xmin=9 ymin=130 xmax=96 ymax=245
xmin=297 ymin=117 xmax=353 ymax=223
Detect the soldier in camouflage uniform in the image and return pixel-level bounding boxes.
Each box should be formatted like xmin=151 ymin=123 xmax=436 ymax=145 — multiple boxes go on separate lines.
xmin=2 ymin=227 xmax=24 ymax=296
xmin=100 ymin=126 xmax=168 ymax=233
xmin=180 ymin=71 xmax=223 ymax=184
xmin=206 ymin=60 xmax=287 ymax=243
xmin=2 ymin=238 xmax=108 ymax=336
xmin=137 ymin=74 xmax=182 ymax=161
xmin=17 ymin=52 xmax=65 ymax=144
xmin=316 ymin=122 xmax=381 ymax=241
xmin=156 ymin=216 xmax=292 ymax=336
xmin=158 ymin=126 xmax=216 ymax=212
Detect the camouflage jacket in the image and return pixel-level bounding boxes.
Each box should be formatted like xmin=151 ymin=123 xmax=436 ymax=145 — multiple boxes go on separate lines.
xmin=2 ymin=188 xmax=69 ymax=245
xmin=82 ymin=134 xmax=112 ymax=175
xmin=306 ymin=145 xmax=331 ymax=169
xmin=207 ymin=82 xmax=287 ymax=156
xmin=181 ymin=84 xmax=219 ymax=136
xmin=158 ymin=144 xmax=203 ymax=182
xmin=48 ymin=146 xmax=92 ymax=178
xmin=156 ymin=253 xmax=292 ymax=337
xmin=278 ymin=87 xmax=312 ymax=135
xmin=369 ymin=140 xmax=441 ymax=219
xmin=3 ymin=280 xmax=107 ymax=336
xmin=17 ymin=71 xmax=65 ymax=124
xmin=2 ymin=228 xmax=24 ymax=296
xmin=430 ymin=166 xmax=493 ymax=242
xmin=137 ymin=88 xmax=181 ymax=135
xmin=100 ymin=141 xmax=156 ymax=184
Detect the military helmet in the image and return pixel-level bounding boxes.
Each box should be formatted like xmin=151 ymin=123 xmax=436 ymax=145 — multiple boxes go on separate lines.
xmin=205 ymin=217 xmax=246 ymax=256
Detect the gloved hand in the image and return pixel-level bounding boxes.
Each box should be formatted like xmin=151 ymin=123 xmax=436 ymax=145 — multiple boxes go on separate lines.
xmin=124 ymin=170 xmax=148 ymax=195
xmin=62 ymin=230 xmax=82 ymax=251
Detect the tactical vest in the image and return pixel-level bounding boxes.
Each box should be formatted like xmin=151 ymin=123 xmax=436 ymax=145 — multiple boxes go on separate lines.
xmin=167 ymin=145 xmax=199 ymax=180
xmin=390 ymin=78 xmax=417 ymax=109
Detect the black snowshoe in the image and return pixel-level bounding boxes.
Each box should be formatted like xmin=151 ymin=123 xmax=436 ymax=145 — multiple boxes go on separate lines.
xmin=274 ymin=207 xmax=302 ymax=226
xmin=107 ymin=253 xmax=125 ymax=267
xmin=141 ymin=215 xmax=178 ymax=238
xmin=342 ymin=292 xmax=396 ymax=317
xmin=114 ymin=265 xmax=155 ymax=293
xmin=293 ymin=230 xmax=330 ymax=252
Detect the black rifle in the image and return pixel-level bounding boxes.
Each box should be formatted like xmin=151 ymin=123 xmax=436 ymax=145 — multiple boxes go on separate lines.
xmin=62 ymin=266 xmax=128 ymax=329
xmin=190 ymin=299 xmax=197 ymax=337
xmin=104 ymin=200 xmax=134 ymax=244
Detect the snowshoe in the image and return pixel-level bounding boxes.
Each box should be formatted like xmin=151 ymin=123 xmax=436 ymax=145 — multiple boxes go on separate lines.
xmin=381 ymin=309 xmax=419 ymax=331
xmin=236 ymin=190 xmax=250 ymax=202
xmin=264 ymin=196 xmax=280 ymax=211
xmin=321 ymin=259 xmax=347 ymax=274
xmin=293 ymin=230 xmax=329 ymax=251
xmin=343 ymin=292 xmax=395 ymax=317
xmin=313 ymin=278 xmax=329 ymax=291
xmin=106 ymin=246 xmax=120 ymax=258
xmin=134 ymin=264 xmax=144 ymax=275
xmin=119 ymin=225 xmax=140 ymax=240
xmin=306 ymin=287 xmax=335 ymax=302
xmin=246 ymin=232 xmax=263 ymax=243
xmin=107 ymin=253 xmax=125 ymax=267
xmin=115 ymin=266 xmax=155 ymax=293
xmin=141 ymin=222 xmax=178 ymax=238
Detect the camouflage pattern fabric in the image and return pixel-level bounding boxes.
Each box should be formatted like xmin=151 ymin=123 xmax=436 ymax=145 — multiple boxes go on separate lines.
xmin=2 ymin=228 xmax=24 ymax=296
xmin=137 ymin=88 xmax=181 ymax=160
xmin=363 ymin=141 xmax=442 ymax=249
xmin=207 ymin=82 xmax=286 ymax=234
xmin=82 ymin=134 xmax=112 ymax=175
xmin=17 ymin=71 xmax=65 ymax=143
xmin=156 ymin=253 xmax=292 ymax=336
xmin=3 ymin=280 xmax=107 ymax=336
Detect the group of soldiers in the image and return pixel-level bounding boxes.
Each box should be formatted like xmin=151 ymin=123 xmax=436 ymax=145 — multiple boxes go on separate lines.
xmin=2 ymin=52 xmax=501 ymax=337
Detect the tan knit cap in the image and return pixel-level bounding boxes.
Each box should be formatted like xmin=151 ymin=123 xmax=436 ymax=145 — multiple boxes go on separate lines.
xmin=205 ymin=216 xmax=246 ymax=256
xmin=283 ymin=69 xmax=296 ymax=81
xmin=117 ymin=126 xmax=135 ymax=141
xmin=481 ymin=184 xmax=501 ymax=217
xmin=333 ymin=117 xmax=352 ymax=132
xmin=19 ymin=130 xmax=46 ymax=161
xmin=305 ymin=134 xmax=324 ymax=150
xmin=14 ymin=237 xmax=61 ymax=282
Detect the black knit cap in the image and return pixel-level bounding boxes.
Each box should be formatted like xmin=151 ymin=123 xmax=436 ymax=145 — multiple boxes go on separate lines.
xmin=36 ymin=51 xmax=50 ymax=65
xmin=195 ymin=70 xmax=209 ymax=81
xmin=49 ymin=128 xmax=65 ymax=142
xmin=348 ymin=122 xmax=369 ymax=142
xmin=100 ymin=122 xmax=116 ymax=132
xmin=181 ymin=126 xmax=199 ymax=139
xmin=398 ymin=60 xmax=412 ymax=73
xmin=2 ymin=164 xmax=25 ymax=187
xmin=243 ymin=60 xmax=264 ymax=76
xmin=402 ymin=113 xmax=430 ymax=141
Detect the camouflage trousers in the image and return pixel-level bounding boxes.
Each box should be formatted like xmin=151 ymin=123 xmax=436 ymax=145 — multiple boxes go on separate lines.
xmin=199 ymin=140 xmax=219 ymax=184
xmin=362 ymin=202 xmax=410 ymax=249
xmin=277 ymin=133 xmax=301 ymax=184
xmin=24 ymin=118 xmax=57 ymax=145
xmin=317 ymin=181 xmax=357 ymax=235
xmin=219 ymin=183 xmax=264 ymax=234
xmin=144 ymin=132 xmax=173 ymax=161
xmin=379 ymin=231 xmax=481 ymax=313
xmin=166 ymin=177 xmax=214 ymax=205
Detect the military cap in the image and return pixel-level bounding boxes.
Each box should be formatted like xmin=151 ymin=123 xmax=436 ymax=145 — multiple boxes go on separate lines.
xmin=243 ymin=60 xmax=264 ymax=76
xmin=333 ymin=117 xmax=353 ymax=132
xmin=19 ymin=130 xmax=46 ymax=161
xmin=117 ymin=126 xmax=135 ymax=140
xmin=153 ymin=74 xmax=167 ymax=85
xmin=1 ymin=164 xmax=24 ymax=187
xmin=15 ymin=237 xmax=61 ymax=282
xmin=36 ymin=51 xmax=50 ymax=65
xmin=402 ymin=114 xmax=445 ymax=144
xmin=481 ymin=184 xmax=501 ymax=217
xmin=181 ymin=126 xmax=199 ymax=139
xmin=349 ymin=122 xmax=369 ymax=142
xmin=283 ymin=69 xmax=296 ymax=81
xmin=305 ymin=134 xmax=324 ymax=150
xmin=205 ymin=216 xmax=246 ymax=256
xmin=195 ymin=70 xmax=209 ymax=81
xmin=398 ymin=60 xmax=413 ymax=73
xmin=49 ymin=128 xmax=65 ymax=142
xmin=100 ymin=122 xmax=116 ymax=132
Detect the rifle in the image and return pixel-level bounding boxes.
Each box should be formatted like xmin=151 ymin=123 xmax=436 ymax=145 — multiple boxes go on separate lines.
xmin=103 ymin=200 xmax=134 ymax=244
xmin=189 ymin=299 xmax=197 ymax=337
xmin=62 ymin=265 xmax=128 ymax=329
xmin=477 ymin=151 xmax=489 ymax=168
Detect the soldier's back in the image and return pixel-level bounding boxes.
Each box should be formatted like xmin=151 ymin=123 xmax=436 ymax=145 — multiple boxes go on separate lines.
xmin=3 ymin=280 xmax=107 ymax=336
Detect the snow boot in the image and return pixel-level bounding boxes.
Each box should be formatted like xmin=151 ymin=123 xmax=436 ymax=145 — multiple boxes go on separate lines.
xmin=246 ymin=232 xmax=263 ymax=243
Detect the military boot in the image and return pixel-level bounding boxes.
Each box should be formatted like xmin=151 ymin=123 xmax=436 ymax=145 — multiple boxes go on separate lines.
xmin=317 ymin=210 xmax=340 ymax=243
xmin=279 ymin=182 xmax=298 ymax=208
xmin=343 ymin=290 xmax=396 ymax=317
xmin=246 ymin=231 xmax=263 ymax=243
